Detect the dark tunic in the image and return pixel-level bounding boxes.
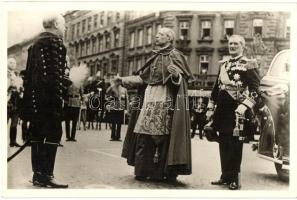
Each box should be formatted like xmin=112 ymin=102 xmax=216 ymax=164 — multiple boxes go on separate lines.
xmin=21 ymin=31 xmax=71 ymax=143
xmin=210 ymin=55 xmax=263 ymax=182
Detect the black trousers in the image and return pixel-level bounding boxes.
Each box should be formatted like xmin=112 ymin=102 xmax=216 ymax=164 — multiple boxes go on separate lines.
xmin=191 ymin=112 xmax=207 ymax=138
xmin=218 ymin=133 xmax=243 ymax=183
xmin=22 ymin=120 xmax=30 ymax=142
xmin=64 ymin=107 xmax=80 ymax=140
xmin=111 ymin=123 xmax=121 ymax=140
xmin=7 ymin=111 xmax=19 ymax=145
xmin=30 ymin=119 xmax=62 ymax=177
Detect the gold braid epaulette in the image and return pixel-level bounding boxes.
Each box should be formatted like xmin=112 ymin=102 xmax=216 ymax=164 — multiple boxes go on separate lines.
xmin=240 ymin=57 xmax=259 ymax=70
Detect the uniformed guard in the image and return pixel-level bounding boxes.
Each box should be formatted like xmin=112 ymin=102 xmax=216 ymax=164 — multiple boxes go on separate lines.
xmin=21 ymin=13 xmax=71 ymax=188
xmin=207 ymin=35 xmax=263 ymax=190
xmin=7 ymin=58 xmax=22 ymax=147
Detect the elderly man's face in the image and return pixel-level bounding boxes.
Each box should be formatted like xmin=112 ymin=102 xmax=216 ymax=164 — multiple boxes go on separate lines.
xmin=155 ymin=30 xmax=170 ymax=47
xmin=228 ymin=37 xmax=244 ymax=57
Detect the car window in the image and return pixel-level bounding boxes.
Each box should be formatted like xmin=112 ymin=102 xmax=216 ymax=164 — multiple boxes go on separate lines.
xmin=269 ymin=51 xmax=290 ymax=79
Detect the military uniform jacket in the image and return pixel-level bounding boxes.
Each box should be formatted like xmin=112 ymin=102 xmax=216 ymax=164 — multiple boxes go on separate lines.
xmin=21 ymin=32 xmax=71 ymax=122
xmin=211 ymin=56 xmax=263 ymax=133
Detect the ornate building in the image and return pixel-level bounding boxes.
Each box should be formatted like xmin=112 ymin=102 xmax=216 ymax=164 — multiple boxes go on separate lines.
xmin=8 ymin=11 xmax=290 ymax=89
xmin=123 ymin=11 xmax=290 ymax=89
xmin=64 ymin=11 xmax=129 ymax=80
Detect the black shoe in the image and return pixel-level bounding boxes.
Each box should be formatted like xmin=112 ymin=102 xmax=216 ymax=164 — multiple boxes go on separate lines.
xmin=70 ymin=138 xmax=77 ymax=142
xmin=43 ymin=176 xmax=68 ymax=188
xmin=211 ymin=179 xmax=229 ymax=185
xmin=66 ymin=138 xmax=71 ymax=142
xmin=32 ymin=173 xmax=46 ymax=187
xmin=165 ymin=175 xmax=177 ymax=183
xmin=135 ymin=176 xmax=147 ymax=181
xmin=229 ymin=181 xmax=240 ymax=190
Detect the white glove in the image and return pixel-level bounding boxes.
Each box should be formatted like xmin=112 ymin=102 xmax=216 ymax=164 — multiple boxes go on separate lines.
xmin=235 ymin=104 xmax=247 ymax=116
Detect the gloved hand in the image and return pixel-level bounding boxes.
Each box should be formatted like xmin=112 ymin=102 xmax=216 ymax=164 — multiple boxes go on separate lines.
xmin=235 ymin=104 xmax=247 ymax=116
xmin=206 ymin=110 xmax=214 ymax=122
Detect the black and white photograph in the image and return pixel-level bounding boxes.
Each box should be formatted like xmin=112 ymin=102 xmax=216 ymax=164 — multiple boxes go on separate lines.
xmin=2 ymin=1 xmax=297 ymax=198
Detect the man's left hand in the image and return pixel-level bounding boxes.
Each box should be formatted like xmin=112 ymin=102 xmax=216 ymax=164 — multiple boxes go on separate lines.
xmin=168 ymin=65 xmax=182 ymax=78
xmin=235 ymin=104 xmax=247 ymax=116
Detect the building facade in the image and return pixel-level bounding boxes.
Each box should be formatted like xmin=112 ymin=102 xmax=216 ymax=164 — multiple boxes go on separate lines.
xmin=64 ymin=10 xmax=130 ymax=80
xmin=8 ymin=11 xmax=290 ymax=89
xmin=123 ymin=11 xmax=290 ymax=89
xmin=7 ymin=37 xmax=35 ymax=72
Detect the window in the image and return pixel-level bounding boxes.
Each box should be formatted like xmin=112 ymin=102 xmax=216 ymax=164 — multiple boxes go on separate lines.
xmin=116 ymin=12 xmax=120 ymax=21
xmin=201 ymin=20 xmax=211 ymax=40
xmin=130 ymin=32 xmax=135 ymax=48
xmin=224 ymin=20 xmax=234 ymax=39
xmin=105 ymin=34 xmax=111 ymax=49
xmin=107 ymin=12 xmax=112 ymax=25
xmin=253 ymin=19 xmax=263 ymax=36
xmin=76 ymin=22 xmax=80 ymax=36
xmin=136 ymin=57 xmax=142 ymax=70
xmin=75 ymin=44 xmax=79 ymax=57
xmin=71 ymin=24 xmax=75 ymax=39
xmin=87 ymin=17 xmax=92 ymax=32
xmin=114 ymin=30 xmax=120 ymax=48
xmin=98 ymin=36 xmax=103 ymax=52
xmin=179 ymin=21 xmax=190 ymax=40
xmin=156 ymin=24 xmax=162 ymax=33
xmin=100 ymin=12 xmax=104 ymax=27
xmin=80 ymin=42 xmax=85 ymax=57
xmin=111 ymin=58 xmax=119 ymax=74
xmin=137 ymin=29 xmax=143 ymax=46
xmin=285 ymin=18 xmax=290 ymax=39
xmin=82 ymin=19 xmax=86 ymax=34
xmin=90 ymin=64 xmax=95 ymax=76
xmin=92 ymin=38 xmax=97 ymax=54
xmin=94 ymin=14 xmax=98 ymax=29
xmin=128 ymin=60 xmax=134 ymax=75
xmin=86 ymin=40 xmax=90 ymax=55
xmin=146 ymin=26 xmax=152 ymax=45
xmin=199 ymin=55 xmax=209 ymax=74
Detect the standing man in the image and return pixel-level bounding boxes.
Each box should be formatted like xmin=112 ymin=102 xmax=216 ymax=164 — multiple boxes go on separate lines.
xmin=121 ymin=27 xmax=192 ymax=182
xmin=64 ymin=83 xmax=83 ymax=142
xmin=21 ymin=14 xmax=71 ymax=188
xmin=7 ymin=58 xmax=22 ymax=147
xmin=191 ymin=96 xmax=208 ymax=139
xmin=207 ymin=35 xmax=263 ymax=190
xmin=105 ymin=79 xmax=128 ymax=141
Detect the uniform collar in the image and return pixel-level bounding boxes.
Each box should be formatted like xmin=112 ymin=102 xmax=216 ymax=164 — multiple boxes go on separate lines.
xmin=229 ymin=55 xmax=243 ymax=62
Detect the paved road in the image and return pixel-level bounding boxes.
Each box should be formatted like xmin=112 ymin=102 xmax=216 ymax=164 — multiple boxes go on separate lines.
xmin=7 ymin=124 xmax=289 ymax=190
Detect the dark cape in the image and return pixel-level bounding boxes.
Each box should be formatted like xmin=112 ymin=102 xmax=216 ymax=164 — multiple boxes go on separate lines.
xmin=121 ymin=46 xmax=193 ymax=175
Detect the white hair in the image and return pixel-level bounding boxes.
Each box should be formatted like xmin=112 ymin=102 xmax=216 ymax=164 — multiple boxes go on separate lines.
xmin=42 ymin=13 xmax=64 ymax=29
xmin=159 ymin=27 xmax=175 ymax=43
xmin=229 ymin=34 xmax=246 ymax=47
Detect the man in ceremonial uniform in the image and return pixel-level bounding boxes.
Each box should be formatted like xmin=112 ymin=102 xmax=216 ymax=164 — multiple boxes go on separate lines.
xmin=207 ymin=35 xmax=263 ymax=190
xmin=21 ymin=14 xmax=71 ymax=188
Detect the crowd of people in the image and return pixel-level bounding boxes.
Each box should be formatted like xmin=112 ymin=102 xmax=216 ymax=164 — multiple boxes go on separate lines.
xmin=7 ymin=13 xmax=264 ymax=190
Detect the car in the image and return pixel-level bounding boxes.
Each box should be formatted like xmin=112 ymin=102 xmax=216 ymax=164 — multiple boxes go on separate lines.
xmin=255 ymin=49 xmax=290 ymax=181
